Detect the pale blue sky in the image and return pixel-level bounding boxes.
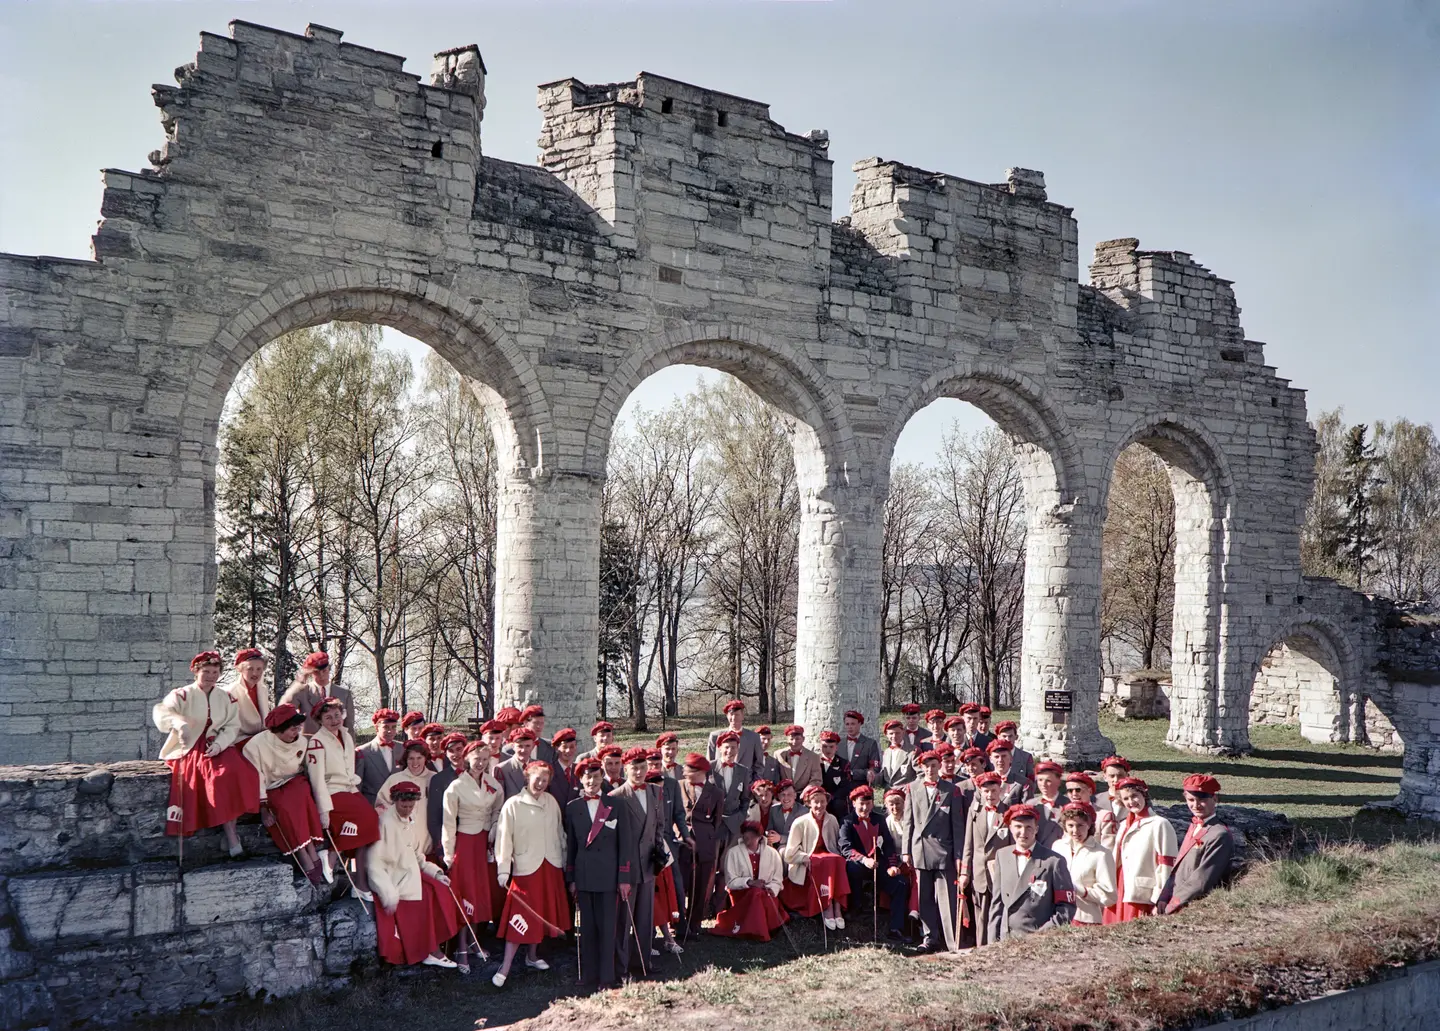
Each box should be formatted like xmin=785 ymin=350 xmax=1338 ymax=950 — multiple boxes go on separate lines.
xmin=2 ymin=1 xmax=1435 ymax=466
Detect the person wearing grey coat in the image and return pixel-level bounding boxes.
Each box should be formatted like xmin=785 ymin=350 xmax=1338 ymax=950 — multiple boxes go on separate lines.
xmin=355 ymin=733 xmax=404 ymax=805
xmin=611 ymin=774 xmax=664 ymax=975
xmin=903 ymin=758 xmax=969 ymax=952
xmin=986 ymin=810 xmax=1075 ymax=941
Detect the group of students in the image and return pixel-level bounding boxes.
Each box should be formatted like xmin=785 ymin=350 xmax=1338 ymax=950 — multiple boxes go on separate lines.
xmin=153 ymin=651 xmax=1240 ymax=992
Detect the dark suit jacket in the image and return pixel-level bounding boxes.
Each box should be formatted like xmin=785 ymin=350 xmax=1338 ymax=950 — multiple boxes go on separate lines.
xmin=355 ymin=736 xmax=404 ymax=804
xmin=707 ymin=727 xmax=765 ymax=771
xmin=611 ymin=781 xmax=663 ymax=885
xmin=901 ymin=727 xmax=931 ymax=753
xmin=767 ymin=803 xmax=803 ymax=845
xmin=427 ymin=760 xmax=459 ymax=851
xmin=819 ymin=754 xmax=855 ymax=818
xmin=1158 ymin=815 xmax=1237 ymax=912
xmin=752 ymin=752 xmax=784 ymax=787
xmin=838 ymin=811 xmax=899 ymax=866
xmin=707 ymin=763 xmax=752 ymax=840
xmin=987 ymin=844 xmax=1075 ymax=940
xmin=548 ymin=760 xmax=581 ymax=812
xmin=905 ymin=779 xmax=968 ymax=869
xmin=654 ymin=775 xmax=691 ymax=848
xmin=681 ymin=779 xmax=726 ymax=861
xmin=564 ymin=794 xmax=631 ymax=892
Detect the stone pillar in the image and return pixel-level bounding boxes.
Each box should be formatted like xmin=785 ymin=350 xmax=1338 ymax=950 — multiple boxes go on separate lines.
xmin=1165 ymin=477 xmax=1231 ymax=752
xmin=1019 ymin=503 xmax=1113 ymax=763
xmin=492 ymin=469 xmax=602 ymax=731
xmin=794 ymin=479 xmax=883 ymax=737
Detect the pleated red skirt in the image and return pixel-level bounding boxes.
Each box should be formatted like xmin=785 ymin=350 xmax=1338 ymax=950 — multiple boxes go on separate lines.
xmin=498 ymin=862 xmax=571 ymax=944
xmin=654 ymin=865 xmax=681 ymax=926
xmin=165 ymin=744 xmax=260 ymax=836
xmin=778 ymin=853 xmax=851 ymax=916
xmin=263 ymin=776 xmax=323 ymax=854
xmin=1103 ymin=863 xmax=1155 ymax=923
xmin=711 ymin=887 xmax=788 ymax=941
xmin=375 ymin=875 xmax=459 ymax=965
xmin=449 ymin=831 xmax=497 ymax=926
xmin=326 ymin=791 xmax=381 ymax=852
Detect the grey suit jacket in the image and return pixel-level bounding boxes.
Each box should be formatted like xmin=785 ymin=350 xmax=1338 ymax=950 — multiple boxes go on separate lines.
xmin=841 ymin=734 xmax=883 ymax=779
xmin=752 ymin=752 xmax=784 ymax=787
xmin=655 ymin=775 xmax=691 ymax=848
xmin=707 ymin=763 xmax=752 ymax=840
xmin=1157 ymin=815 xmax=1238 ymax=912
xmin=987 ymin=844 xmax=1075 ymax=940
xmin=960 ymin=803 xmax=1012 ymax=894
xmin=495 ymin=756 xmax=527 ymax=800
xmin=611 ymin=781 xmax=663 ymax=884
xmin=904 ymin=779 xmax=968 ymax=870
xmin=280 ymin=683 xmax=356 ymax=735
xmin=707 ymin=727 xmax=765 ymax=771
xmin=355 ymin=736 xmax=404 ymax=804
xmin=876 ymin=747 xmax=918 ymax=789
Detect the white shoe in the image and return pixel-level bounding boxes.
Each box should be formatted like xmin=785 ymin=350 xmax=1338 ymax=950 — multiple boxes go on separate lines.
xmin=319 ymin=851 xmax=336 ymax=884
xmin=662 ymin=940 xmax=684 ymax=955
xmin=491 ymin=971 xmax=507 ymax=988
xmin=822 ymin=916 xmax=836 ymax=930
xmin=835 ymin=916 xmax=845 ymax=930
xmin=351 ymin=886 xmax=373 ymax=903
xmin=525 ymin=957 xmax=550 ymax=971
xmin=423 ymin=954 xmax=458 ymax=969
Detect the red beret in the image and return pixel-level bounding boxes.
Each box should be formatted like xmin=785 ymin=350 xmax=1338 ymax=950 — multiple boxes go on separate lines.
xmin=462 ymin=739 xmax=489 ymax=759
xmin=783 ymin=724 xmax=805 ymax=737
xmin=402 ymin=738 xmax=432 ymax=759
xmin=800 ymin=784 xmax=829 ymax=802
xmin=844 ymin=710 xmax=864 ymax=723
xmin=684 ymin=752 xmax=711 ymax=772
xmin=722 ymin=699 xmax=745 ymax=714
xmin=371 ymin=708 xmax=402 ymax=725
xmin=495 ymin=707 xmax=522 ymax=725
xmin=645 ymin=769 xmax=664 ymax=783
xmin=993 ymin=720 xmax=1018 ymax=734
xmin=751 ymin=779 xmax=775 ymax=793
xmin=524 ymin=760 xmax=552 ymax=775
xmin=1183 ymin=773 xmax=1222 ymax=795
xmin=960 ymin=747 xmax=985 ymax=762
xmin=986 ymin=739 xmax=1013 ymax=753
xmin=401 ymin=711 xmax=426 ymax=728
xmin=775 ymin=778 xmax=795 ymax=792
xmin=233 ymin=647 xmax=264 ymax=665
xmin=310 ymin=696 xmax=343 ymax=721
xmin=519 ymin=705 xmax=545 ymax=721
xmin=959 ymin=703 xmax=979 ymax=715
xmin=389 ymin=780 xmax=423 ymax=799
xmin=882 ymin=719 xmax=902 ymax=732
xmin=973 ymin=771 xmax=1002 ymax=787
xmin=419 ymin=723 xmax=446 ymax=738
xmin=978 ymin=707 xmax=992 ymax=718
xmin=740 ymin=820 xmax=764 ymax=836
xmin=264 ymin=703 xmax=302 ymax=730
xmin=1061 ymin=801 xmax=1097 ymax=824
xmin=301 ymin=651 xmax=330 ymax=671
xmin=1065 ymin=772 xmax=1097 ymax=792
xmin=479 ymin=720 xmax=506 ymax=736
xmin=622 ymin=746 xmax=649 ymax=765
xmin=590 ymin=720 xmax=615 ymax=736
xmin=915 ymin=750 xmax=941 ymax=765
xmin=190 ymin=650 xmax=222 ymax=669
xmin=1034 ymin=761 xmax=1064 ymax=776
xmin=900 ymin=703 xmax=922 ymax=715
xmin=654 ymin=732 xmax=678 ymax=746
xmin=645 ymin=748 xmax=662 ymax=761
xmin=439 ymin=731 xmax=467 ymax=751
xmin=1102 ymin=755 xmax=1132 ymax=772
xmin=884 ymin=788 xmax=908 ymax=802
xmin=716 ymin=730 xmax=740 ymax=746
xmin=925 ymin=709 xmax=947 ymax=722
xmin=943 ymin=715 xmax=965 ymax=730
xmin=848 ymin=785 xmax=873 ymax=803
xmin=1115 ymin=776 xmax=1149 ymax=794
xmin=934 ymin=742 xmax=955 ymax=757
xmin=817 ymin=729 xmax=841 ymax=744
xmin=756 ymin=725 xmax=772 ymax=735
xmin=574 ymin=757 xmax=602 ymax=776
xmin=1003 ymin=803 xmax=1040 ymax=824
xmin=509 ymin=727 xmax=538 ymax=743
xmin=552 ymin=728 xmax=578 ymax=745
xmin=598 ymin=745 xmax=623 ymax=760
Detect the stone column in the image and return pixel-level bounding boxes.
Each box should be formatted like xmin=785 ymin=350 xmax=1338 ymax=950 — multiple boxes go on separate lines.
xmin=492 ymin=469 xmax=602 ymax=731
xmin=794 ymin=479 xmax=884 ymax=737
xmin=1165 ymin=477 xmax=1231 ymax=753
xmin=1019 ymin=502 xmax=1113 ymax=763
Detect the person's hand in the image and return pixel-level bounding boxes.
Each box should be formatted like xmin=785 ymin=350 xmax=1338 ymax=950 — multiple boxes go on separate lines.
xmin=204 ymin=736 xmax=219 ymax=757
xmin=863 ymin=856 xmax=876 ymax=870
xmin=886 ymin=866 xmax=900 ymax=878
xmin=569 ymin=883 xmax=578 ymax=900
xmin=958 ymin=872 xmax=970 ymax=891
xmin=260 ymin=806 xmax=275 ymax=828
xmin=901 ymin=854 xmax=912 ymax=866
xmin=619 ymin=883 xmax=631 ymax=901
xmin=749 ymin=878 xmax=763 ymax=888
xmin=766 ymin=831 xmax=781 ymax=845
xmin=384 ymin=903 xmax=398 ymax=916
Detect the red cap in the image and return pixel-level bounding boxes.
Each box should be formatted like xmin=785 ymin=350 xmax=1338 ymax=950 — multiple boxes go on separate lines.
xmin=818 ymin=729 xmax=841 ymax=744
xmin=915 ymin=749 xmax=941 ymax=765
xmin=848 ymin=785 xmax=873 ymax=803
xmin=800 ymin=784 xmax=829 ymax=803
xmin=479 ymin=719 xmax=505 ymax=736
xmin=740 ymin=820 xmax=764 ymax=836
xmin=419 ymin=722 xmax=446 ymax=738
xmin=401 ymin=711 xmax=426 ymax=728
xmin=190 ymin=650 xmax=222 ymax=669
xmin=519 ymin=705 xmax=545 ymax=722
xmin=943 ymin=715 xmax=965 ymax=730
xmin=371 ymin=708 xmax=402 ymax=725
xmin=524 ymin=760 xmax=552 ymax=775
xmin=900 ymin=703 xmax=922 ymax=715
xmin=960 ymin=747 xmax=985 ymax=763
xmin=598 ymin=745 xmax=623 ymax=760
xmin=1003 ymin=803 xmax=1039 ymax=824
xmin=973 ymin=771 xmax=1002 ymax=787
xmin=495 ymin=707 xmax=522 ymax=725
xmin=1115 ymin=776 xmax=1149 ymax=794
xmin=882 ymin=719 xmax=902 ymax=733
xmin=389 ymin=780 xmax=423 ymax=799
xmin=756 ymin=725 xmax=772 ymax=736
xmin=986 ymin=739 xmax=1013 ymax=753
xmin=994 ymin=720 xmax=1019 ymax=734
xmin=462 ymin=739 xmax=489 ymax=759
xmin=934 ymin=742 xmax=955 ymax=757
xmin=233 ymin=647 xmax=264 ymax=665
xmin=574 ymin=757 xmax=602 ymax=776
xmin=645 ymin=748 xmax=662 ymax=761
xmin=722 ymin=699 xmax=745 ymax=714
xmin=978 ymin=706 xmax=992 ymax=718
xmin=925 ymin=709 xmax=947 ymax=722
xmin=590 ymin=721 xmax=615 ymax=736
xmin=621 ymin=746 xmax=649 ymax=766
xmin=843 ymin=710 xmax=864 ymax=724
xmin=301 ymin=651 xmax=330 ymax=671
xmin=508 ymin=727 xmax=538 ymax=744
xmin=654 ymin=732 xmax=678 ymax=746
xmin=1034 ymin=761 xmax=1064 ymax=776
xmin=684 ymin=753 xmax=711 ymax=772
xmin=1102 ymin=755 xmax=1132 ymax=772
xmin=1182 ymin=773 xmax=1222 ymax=795
xmin=264 ymin=703 xmax=302 ymax=730
xmin=884 ymin=788 xmax=907 ymax=802
xmin=1064 ymin=772 xmax=1097 ymax=792
xmin=775 ymin=778 xmax=795 ymax=792
xmin=552 ymin=728 xmax=578 ymax=745
xmin=751 ymin=778 xmax=775 ymax=793
xmin=1061 ymin=801 xmax=1097 ymax=824
xmin=783 ymin=724 xmax=805 ymax=737
xmin=959 ymin=703 xmax=979 ymax=715
xmin=310 ymin=696 xmax=343 ymax=721
xmin=716 ymin=730 xmax=740 ymax=746
xmin=439 ymin=731 xmax=467 ymax=751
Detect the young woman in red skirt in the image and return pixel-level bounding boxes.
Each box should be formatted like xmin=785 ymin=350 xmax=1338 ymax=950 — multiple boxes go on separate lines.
xmin=366 ymin=780 xmax=459 ymax=969
xmin=241 ymin=702 xmax=326 ymax=883
xmin=780 ymin=784 xmax=851 ymax=929
xmin=152 ymin=650 xmax=260 ymax=857
xmin=491 ymin=761 xmax=570 ymax=988
xmin=711 ymin=821 xmax=788 ymax=941
xmin=306 ymin=697 xmax=380 ymax=900
xmin=1104 ymin=776 xmax=1178 ymax=924
xmin=442 ymin=739 xmax=504 ymax=973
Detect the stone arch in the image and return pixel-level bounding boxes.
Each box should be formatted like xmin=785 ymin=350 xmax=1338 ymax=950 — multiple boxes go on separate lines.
xmin=1101 ymin=411 xmax=1234 ymax=752
xmin=582 ymin=322 xmax=857 ymax=490
xmin=188 ymin=269 xmax=553 ymax=474
xmin=1248 ymin=617 xmax=1358 ymax=744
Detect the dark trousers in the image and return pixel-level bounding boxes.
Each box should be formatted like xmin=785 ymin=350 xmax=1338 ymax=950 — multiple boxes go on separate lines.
xmin=615 ymin=878 xmax=656 ymax=974
xmin=845 ymin=860 xmax=909 ymax=934
xmin=680 ymin=842 xmax=720 ymax=932
xmin=576 ymin=888 xmax=618 ymax=986
xmin=917 ymin=867 xmax=958 ymax=950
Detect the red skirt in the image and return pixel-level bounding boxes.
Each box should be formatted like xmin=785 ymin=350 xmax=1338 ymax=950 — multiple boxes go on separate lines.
xmin=498 ymin=862 xmax=571 ymax=944
xmin=326 ymin=791 xmax=381 ymax=852
xmin=375 ymin=875 xmax=459 ymax=965
xmin=165 ymin=744 xmax=260 ymax=836
xmin=1103 ymin=863 xmax=1155 ymax=923
xmin=263 ymin=776 xmax=323 ymax=854
xmin=449 ymin=831 xmax=497 ymax=926
xmin=712 ymin=887 xmax=788 ymax=941
xmin=777 ymin=853 xmax=851 ymax=916
xmin=654 ymin=865 xmax=681 ymax=926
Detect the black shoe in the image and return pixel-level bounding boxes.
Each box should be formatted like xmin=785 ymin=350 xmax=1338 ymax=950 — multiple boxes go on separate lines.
xmin=886 ymin=930 xmax=910 ymax=944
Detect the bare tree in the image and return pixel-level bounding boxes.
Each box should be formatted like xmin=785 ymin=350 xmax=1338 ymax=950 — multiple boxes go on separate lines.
xmin=1101 ymin=446 xmax=1177 ymax=673
xmin=1373 ymin=419 xmax=1440 ymax=602
xmin=880 ymin=464 xmax=932 ymax=706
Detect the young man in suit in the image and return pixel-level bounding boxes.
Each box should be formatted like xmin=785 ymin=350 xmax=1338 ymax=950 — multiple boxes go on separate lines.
xmin=547 ymin=728 xmax=581 ymax=811
xmin=678 ymin=753 xmax=725 ymax=935
xmin=612 ymin=747 xmax=665 ymax=975
xmin=578 ymin=720 xmax=616 ymax=763
xmin=519 ymin=705 xmax=556 ymax=766
xmin=994 ymin=720 xmax=1035 ymax=790
xmin=959 ymin=770 xmax=1011 ymax=946
xmin=494 ymin=728 xmax=537 ymax=800
xmin=902 ymin=750 xmax=968 ymax=952
xmin=840 ymin=710 xmax=883 ymax=785
xmin=776 ymin=725 xmax=822 ymax=794
xmin=649 ymin=748 xmax=693 ymax=901
xmin=924 ymin=709 xmax=948 ymax=749
xmin=1159 ymin=773 xmax=1238 ymax=914
xmin=839 ymin=784 xmax=910 ymax=941
xmin=987 ymin=739 xmax=1028 ymax=807
xmin=656 ymin=732 xmax=684 ymax=780
xmin=564 ymin=757 xmax=630 ymax=990
xmin=816 ymin=730 xmax=855 ymax=820
xmin=986 ymin=804 xmax=1075 ymax=942
xmin=706 ymin=700 xmax=765 ymax=770
xmin=766 ymin=779 xmax=802 ymax=847
xmin=752 ymin=726 xmax=784 ymax=785
xmin=355 ymin=708 xmax=404 ymax=804
xmin=599 ymin=745 xmax=625 ymax=791
xmin=709 ymin=732 xmax=752 ymax=845
xmin=899 ymin=704 xmax=929 ymax=752
xmin=876 ymin=719 xmax=919 ymax=789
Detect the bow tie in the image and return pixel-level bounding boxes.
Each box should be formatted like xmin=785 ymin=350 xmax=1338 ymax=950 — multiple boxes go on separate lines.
xmin=847 ymin=736 xmax=859 ymax=743
xmin=584 ymin=793 xmax=601 ymax=801
xmin=985 ymin=805 xmax=998 ymax=812
xmin=1192 ymin=816 xmax=1206 ymax=827
xmin=789 ymin=750 xmax=803 ymax=757
xmin=723 ymin=762 xmax=735 ymax=769
xmin=1014 ymin=849 xmax=1031 ymax=858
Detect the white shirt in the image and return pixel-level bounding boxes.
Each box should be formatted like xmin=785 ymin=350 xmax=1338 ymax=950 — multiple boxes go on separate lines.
xmin=586 ymin=796 xmax=600 ymax=821
xmin=637 ymin=788 xmax=648 ymax=815
xmin=1013 ymin=846 xmax=1032 ymax=877
xmin=722 ymin=765 xmax=734 ymax=790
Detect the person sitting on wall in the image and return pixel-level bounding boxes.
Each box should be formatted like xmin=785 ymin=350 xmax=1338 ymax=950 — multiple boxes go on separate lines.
xmin=225 ymin=647 xmax=271 ymax=737
xmin=1159 ymin=774 xmax=1239 ymax=914
xmin=243 ymin=702 xmax=328 ymax=884
xmin=153 ymin=650 xmax=261 ymax=858
xmin=780 ymin=784 xmax=850 ymax=929
xmin=367 ymin=780 xmax=459 ymax=970
xmin=306 ymin=697 xmax=379 ymax=901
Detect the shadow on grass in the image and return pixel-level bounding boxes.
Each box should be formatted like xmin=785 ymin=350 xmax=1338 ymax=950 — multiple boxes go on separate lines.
xmin=1223 ymin=792 xmax=1399 ymax=808
xmin=1254 ymin=748 xmax=1404 ymax=770
xmin=1133 ymin=760 xmax=1399 ymax=785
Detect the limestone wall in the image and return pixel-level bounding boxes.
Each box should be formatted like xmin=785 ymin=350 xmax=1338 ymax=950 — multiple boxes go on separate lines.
xmin=1197 ymin=960 xmax=1440 ymax=1031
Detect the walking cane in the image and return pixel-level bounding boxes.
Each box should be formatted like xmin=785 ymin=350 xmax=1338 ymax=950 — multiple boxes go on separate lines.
xmin=623 ymin=891 xmax=648 ymax=978
xmin=445 ymin=880 xmax=489 ymax=963
xmin=324 ymin=828 xmax=371 ymax=916
xmin=809 ymin=862 xmax=828 ymax=952
xmin=680 ymin=840 xmax=700 ymax=946
xmin=573 ymin=899 xmax=582 ymax=985
xmin=871 ymin=845 xmax=879 ymax=945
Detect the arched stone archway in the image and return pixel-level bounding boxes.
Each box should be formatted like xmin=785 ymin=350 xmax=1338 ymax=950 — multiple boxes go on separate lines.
xmin=1250 ymin=624 xmax=1352 ymax=743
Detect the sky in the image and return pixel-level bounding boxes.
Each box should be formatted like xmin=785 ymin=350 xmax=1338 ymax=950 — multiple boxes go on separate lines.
xmin=2 ymin=0 xmax=1435 ymax=467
